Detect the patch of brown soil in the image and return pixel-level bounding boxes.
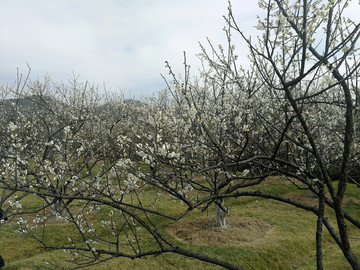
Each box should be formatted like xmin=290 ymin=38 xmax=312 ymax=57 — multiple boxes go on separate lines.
xmin=344 ymin=196 xmax=360 ymax=205
xmin=167 ymin=216 xmax=272 ymax=246
xmin=264 ymin=176 xmax=302 ymax=186
xmin=283 ymin=192 xmax=360 ymax=207
xmin=283 ymin=192 xmax=319 ymax=207
xmin=264 ymin=176 xmax=290 ymax=185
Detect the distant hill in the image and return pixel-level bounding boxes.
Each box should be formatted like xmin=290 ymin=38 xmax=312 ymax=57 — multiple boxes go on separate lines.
xmin=0 ymin=95 xmax=56 ymax=119
xmin=0 ymin=95 xmax=143 ymax=119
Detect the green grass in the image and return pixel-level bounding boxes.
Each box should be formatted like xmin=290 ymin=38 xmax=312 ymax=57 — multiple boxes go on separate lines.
xmin=1 ymin=179 xmax=359 ymax=269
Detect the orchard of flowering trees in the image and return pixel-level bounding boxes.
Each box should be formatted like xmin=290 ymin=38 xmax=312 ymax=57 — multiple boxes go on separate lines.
xmin=0 ymin=0 xmax=359 ymax=269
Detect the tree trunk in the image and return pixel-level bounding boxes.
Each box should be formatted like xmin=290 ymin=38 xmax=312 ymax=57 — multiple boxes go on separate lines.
xmin=316 ymin=186 xmax=325 ymax=270
xmin=44 ymin=197 xmax=65 ymax=214
xmin=215 ymin=199 xmax=229 ymax=228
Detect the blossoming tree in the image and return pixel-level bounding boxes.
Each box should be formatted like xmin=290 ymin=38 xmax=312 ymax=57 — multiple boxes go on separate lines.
xmin=132 ymin=0 xmax=360 ymax=268
xmin=0 ymin=0 xmax=359 ymax=269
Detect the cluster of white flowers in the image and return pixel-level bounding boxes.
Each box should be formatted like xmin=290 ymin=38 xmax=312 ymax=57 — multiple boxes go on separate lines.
xmin=15 ymin=217 xmax=28 ymax=234
xmin=8 ymin=122 xmax=17 ymax=132
xmin=124 ymin=174 xmax=139 ymax=190
xmin=9 ymin=200 xmax=22 ymax=210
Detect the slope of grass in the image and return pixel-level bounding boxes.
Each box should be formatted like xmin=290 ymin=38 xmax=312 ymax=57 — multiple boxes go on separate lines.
xmin=1 ymin=179 xmax=359 ymax=269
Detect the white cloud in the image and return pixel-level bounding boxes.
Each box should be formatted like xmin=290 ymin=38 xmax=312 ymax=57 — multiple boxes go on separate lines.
xmin=6 ymin=1 xmax=356 ymax=98
xmin=1 ymin=0 xmax=252 ymax=97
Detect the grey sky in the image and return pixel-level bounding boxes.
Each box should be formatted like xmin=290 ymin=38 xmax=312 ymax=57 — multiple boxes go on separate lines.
xmin=1 ymin=1 xmax=358 ymax=98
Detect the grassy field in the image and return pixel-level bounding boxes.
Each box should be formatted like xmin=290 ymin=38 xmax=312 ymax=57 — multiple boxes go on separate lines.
xmin=1 ymin=177 xmax=359 ymax=269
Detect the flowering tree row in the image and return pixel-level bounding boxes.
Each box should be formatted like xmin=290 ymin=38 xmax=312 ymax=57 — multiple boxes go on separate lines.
xmin=0 ymin=0 xmax=359 ymax=269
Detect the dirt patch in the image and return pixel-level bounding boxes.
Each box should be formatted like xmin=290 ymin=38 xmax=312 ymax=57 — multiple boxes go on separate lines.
xmin=283 ymin=192 xmax=360 ymax=207
xmin=263 ymin=176 xmax=303 ymax=186
xmin=167 ymin=216 xmax=272 ymax=246
xmin=344 ymin=196 xmax=360 ymax=205
xmin=283 ymin=192 xmax=319 ymax=207
xmin=264 ymin=176 xmax=291 ymax=185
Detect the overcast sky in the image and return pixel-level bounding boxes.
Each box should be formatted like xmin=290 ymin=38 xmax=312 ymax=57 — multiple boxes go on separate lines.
xmin=0 ymin=1 xmax=358 ymax=98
